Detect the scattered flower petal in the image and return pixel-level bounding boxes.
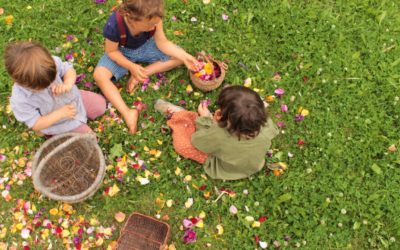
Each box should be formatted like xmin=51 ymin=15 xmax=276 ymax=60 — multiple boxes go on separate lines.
xmin=274 ymin=88 xmax=285 ymax=98
xmin=259 ymin=241 xmax=268 ymax=249
xmin=182 ymin=229 xmax=197 ymax=244
xmin=229 ymin=205 xmax=238 ymax=215
xmin=216 ymin=224 xmax=224 ymax=235
xmin=114 ymin=212 xmax=126 ymax=223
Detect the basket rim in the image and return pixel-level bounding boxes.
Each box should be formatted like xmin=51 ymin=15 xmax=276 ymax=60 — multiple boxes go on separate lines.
xmin=118 ymin=212 xmax=170 ymax=246
xmin=189 ymin=60 xmax=226 ymax=92
xmin=32 ymin=133 xmax=106 ymax=203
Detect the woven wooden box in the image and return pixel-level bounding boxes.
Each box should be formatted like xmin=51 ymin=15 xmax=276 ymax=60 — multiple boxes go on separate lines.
xmin=117 ymin=213 xmax=170 ymax=250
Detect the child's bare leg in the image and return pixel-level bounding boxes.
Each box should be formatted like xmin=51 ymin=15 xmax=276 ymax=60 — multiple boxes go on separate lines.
xmin=126 ymin=59 xmax=182 ymax=93
xmin=145 ymin=58 xmax=183 ymax=75
xmin=94 ymin=67 xmax=139 ymax=134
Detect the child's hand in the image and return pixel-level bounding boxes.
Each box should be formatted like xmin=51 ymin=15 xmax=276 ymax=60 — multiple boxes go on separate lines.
xmin=198 ymin=103 xmax=212 ymax=117
xmin=183 ymin=55 xmax=200 ymax=72
xmin=58 ymin=104 xmax=77 ymax=119
xmin=52 ymin=83 xmax=73 ymax=96
xmin=130 ymin=63 xmax=148 ymax=82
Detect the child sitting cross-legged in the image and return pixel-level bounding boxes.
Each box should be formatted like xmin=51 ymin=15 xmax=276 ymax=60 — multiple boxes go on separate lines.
xmin=94 ymin=0 xmax=200 ymax=134
xmin=155 ymin=85 xmax=279 ymax=180
xmin=4 ymin=41 xmax=106 ymax=136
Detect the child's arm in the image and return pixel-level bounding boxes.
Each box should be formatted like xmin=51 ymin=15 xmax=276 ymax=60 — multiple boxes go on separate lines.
xmin=51 ymin=68 xmax=77 ymax=96
xmin=31 ymin=104 xmax=77 ymax=131
xmin=153 ymin=21 xmax=199 ymax=72
xmin=105 ymin=39 xmax=148 ymax=82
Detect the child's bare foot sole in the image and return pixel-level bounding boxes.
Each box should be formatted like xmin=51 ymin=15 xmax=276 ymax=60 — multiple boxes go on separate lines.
xmin=123 ymin=109 xmax=139 ymax=134
xmin=126 ymin=76 xmax=139 ymax=93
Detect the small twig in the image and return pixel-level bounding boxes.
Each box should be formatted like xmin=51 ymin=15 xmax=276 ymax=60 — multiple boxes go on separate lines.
xmin=342 ymin=77 xmax=362 ymax=80
xmin=212 ymin=191 xmax=228 ymax=203
xmin=382 ymin=44 xmax=396 ymax=53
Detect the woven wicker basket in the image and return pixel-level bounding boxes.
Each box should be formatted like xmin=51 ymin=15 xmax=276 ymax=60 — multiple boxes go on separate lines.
xmin=32 ymin=133 xmax=105 ymax=203
xmin=189 ymin=53 xmax=228 ymax=92
xmin=117 ymin=213 xmax=170 ymax=250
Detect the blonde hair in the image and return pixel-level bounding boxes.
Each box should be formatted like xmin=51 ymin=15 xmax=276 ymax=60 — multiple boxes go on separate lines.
xmin=119 ymin=0 xmax=164 ymax=21
xmin=4 ymin=41 xmax=56 ymax=90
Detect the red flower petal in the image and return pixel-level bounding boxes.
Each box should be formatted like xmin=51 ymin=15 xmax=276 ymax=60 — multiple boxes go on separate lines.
xmin=258 ymin=216 xmax=267 ymax=222
xmin=190 ymin=217 xmax=199 ymax=224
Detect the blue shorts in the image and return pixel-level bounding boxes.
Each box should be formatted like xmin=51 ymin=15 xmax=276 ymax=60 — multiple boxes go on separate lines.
xmin=97 ymin=38 xmax=170 ymax=81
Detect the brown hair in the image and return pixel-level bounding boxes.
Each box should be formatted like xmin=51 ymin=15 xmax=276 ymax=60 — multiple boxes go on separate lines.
xmin=4 ymin=41 xmax=56 ymax=90
xmin=216 ymin=85 xmax=267 ymax=139
xmin=119 ymin=0 xmax=164 ymax=21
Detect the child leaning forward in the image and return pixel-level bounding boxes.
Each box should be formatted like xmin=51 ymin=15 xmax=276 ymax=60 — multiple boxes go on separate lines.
xmin=4 ymin=41 xmax=106 ymax=135
xmin=94 ymin=0 xmax=199 ymax=134
xmin=155 ymin=86 xmax=279 ymax=180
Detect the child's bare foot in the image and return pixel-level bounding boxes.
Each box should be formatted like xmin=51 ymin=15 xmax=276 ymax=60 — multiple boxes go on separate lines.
xmin=126 ymin=76 xmax=139 ymax=93
xmin=123 ymin=109 xmax=139 ymax=134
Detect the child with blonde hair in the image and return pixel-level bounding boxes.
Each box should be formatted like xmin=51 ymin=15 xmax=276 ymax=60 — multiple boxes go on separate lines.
xmin=4 ymin=41 xmax=106 ymax=135
xmin=94 ymin=0 xmax=199 ymax=134
xmin=155 ymin=86 xmax=279 ymax=180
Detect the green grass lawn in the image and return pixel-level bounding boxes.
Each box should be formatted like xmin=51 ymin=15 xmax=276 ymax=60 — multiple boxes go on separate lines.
xmin=0 ymin=0 xmax=399 ymax=249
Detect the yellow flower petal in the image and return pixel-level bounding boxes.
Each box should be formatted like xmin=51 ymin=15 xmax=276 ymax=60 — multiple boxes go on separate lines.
xmin=5 ymin=15 xmax=13 ymax=25
xmin=166 ymin=199 xmax=174 ymax=207
xmin=244 ymin=78 xmax=252 ymax=87
xmin=184 ymin=198 xmax=193 ymax=208
xmin=216 ymin=224 xmax=224 ymax=235
xmin=245 ymin=216 xmax=254 ymax=222
xmin=104 ymin=228 xmax=112 ymax=236
xmin=61 ymin=230 xmax=70 ymax=238
xmin=49 ymin=208 xmax=58 ymax=216
xmin=16 ymin=223 xmax=23 ymax=230
xmin=168 ymin=243 xmax=177 ymax=250
xmin=301 ymin=109 xmax=309 ymax=116
xmin=62 ymin=203 xmax=73 ymax=214
xmin=0 ymin=228 xmax=7 ymax=239
xmin=90 ymin=218 xmax=100 ymax=226
xmin=195 ymin=220 xmax=204 ymax=228
xmin=95 ymin=237 xmax=104 ymax=246
xmin=186 ymin=85 xmax=193 ymax=93
xmin=175 ymin=167 xmax=182 ymax=176
xmin=204 ymin=63 xmax=214 ymax=74
xmin=109 ymin=184 xmax=120 ymax=196
xmin=265 ymin=95 xmax=275 ymax=103
xmin=199 ymin=211 xmax=206 ymax=219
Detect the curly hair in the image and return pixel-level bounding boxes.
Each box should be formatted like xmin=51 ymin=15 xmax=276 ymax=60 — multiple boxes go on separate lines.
xmin=4 ymin=41 xmax=56 ymax=90
xmin=118 ymin=0 xmax=164 ymax=21
xmin=216 ymin=86 xmax=267 ymax=139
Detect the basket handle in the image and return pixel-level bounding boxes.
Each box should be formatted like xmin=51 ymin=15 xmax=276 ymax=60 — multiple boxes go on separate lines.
xmin=198 ymin=52 xmax=229 ymax=71
xmin=219 ymin=62 xmax=228 ymax=71
xmin=196 ymin=51 xmax=212 ymax=64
